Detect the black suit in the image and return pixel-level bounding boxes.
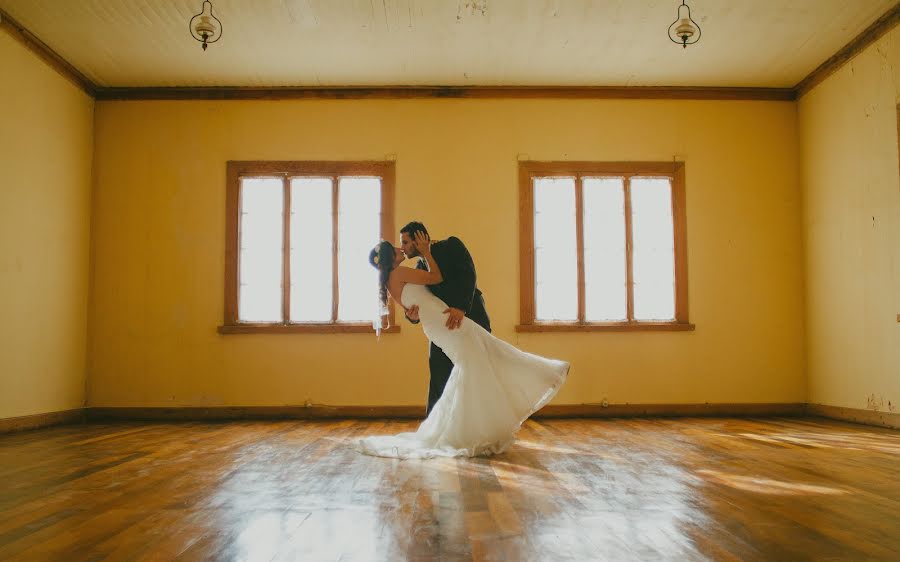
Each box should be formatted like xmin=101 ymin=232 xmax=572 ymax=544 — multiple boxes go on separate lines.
xmin=410 ymin=236 xmax=491 ymax=415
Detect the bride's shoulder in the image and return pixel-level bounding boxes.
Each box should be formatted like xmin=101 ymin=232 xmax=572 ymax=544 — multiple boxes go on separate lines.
xmin=390 ymin=265 xmax=416 ymax=279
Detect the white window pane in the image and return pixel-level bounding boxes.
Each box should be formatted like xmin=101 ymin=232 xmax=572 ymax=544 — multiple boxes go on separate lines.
xmin=583 ymin=177 xmax=627 ymax=321
xmin=239 ymin=284 xmax=282 ymax=322
xmin=338 ymin=177 xmax=381 ymax=322
xmin=634 ymin=282 xmax=675 ymax=320
xmin=290 ymin=178 xmax=333 ymax=322
xmin=239 ymin=178 xmax=283 ymax=322
xmin=241 ymin=178 xmax=282 ymax=214
xmin=631 ymin=178 xmax=675 ymax=320
xmin=240 ymin=248 xmax=282 ymax=287
xmin=534 ymin=178 xmax=577 ymax=321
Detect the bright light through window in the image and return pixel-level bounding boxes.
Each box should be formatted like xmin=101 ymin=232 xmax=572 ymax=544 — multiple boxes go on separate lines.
xmin=224 ymin=162 xmax=393 ymax=333
xmin=533 ymin=177 xmax=578 ymax=321
xmin=338 ymin=177 xmax=381 ymax=322
xmin=631 ymin=178 xmax=675 ymax=320
xmin=238 ymin=178 xmax=283 ymax=322
xmin=290 ymin=178 xmax=332 ymax=322
xmin=583 ymin=177 xmax=627 ymax=321
xmin=519 ymin=163 xmax=687 ymax=330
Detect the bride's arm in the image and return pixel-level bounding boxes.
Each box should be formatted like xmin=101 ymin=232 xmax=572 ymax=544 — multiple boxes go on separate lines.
xmin=392 ymin=266 xmax=442 ymax=286
xmin=393 ymin=231 xmax=443 ymax=285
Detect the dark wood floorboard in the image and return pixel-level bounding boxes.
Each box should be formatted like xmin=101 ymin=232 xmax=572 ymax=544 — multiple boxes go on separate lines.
xmin=0 ymin=417 xmax=897 ymax=561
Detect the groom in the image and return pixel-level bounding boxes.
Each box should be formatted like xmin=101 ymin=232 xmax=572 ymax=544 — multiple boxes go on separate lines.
xmin=400 ymin=221 xmax=492 ymax=416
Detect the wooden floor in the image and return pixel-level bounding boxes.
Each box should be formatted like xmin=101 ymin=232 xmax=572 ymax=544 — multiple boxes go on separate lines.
xmin=0 ymin=417 xmax=898 ymax=561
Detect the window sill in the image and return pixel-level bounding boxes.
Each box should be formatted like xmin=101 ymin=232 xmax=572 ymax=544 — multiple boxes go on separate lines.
xmin=217 ymin=323 xmax=401 ymax=335
xmin=515 ymin=322 xmax=695 ymax=333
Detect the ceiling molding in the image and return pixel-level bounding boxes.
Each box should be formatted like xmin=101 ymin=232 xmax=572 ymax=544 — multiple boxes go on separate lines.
xmin=93 ymin=85 xmax=796 ymax=102
xmin=0 ymin=7 xmax=96 ymax=96
xmin=794 ymin=3 xmax=900 ymax=97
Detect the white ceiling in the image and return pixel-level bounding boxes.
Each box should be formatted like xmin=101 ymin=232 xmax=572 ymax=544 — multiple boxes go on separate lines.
xmin=1 ymin=0 xmax=896 ymax=88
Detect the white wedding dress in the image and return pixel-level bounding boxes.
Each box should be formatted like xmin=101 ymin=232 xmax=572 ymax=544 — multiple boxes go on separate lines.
xmin=353 ymin=283 xmax=569 ymax=459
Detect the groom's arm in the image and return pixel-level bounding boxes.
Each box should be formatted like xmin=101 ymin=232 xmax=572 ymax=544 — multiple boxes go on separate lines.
xmin=440 ymin=237 xmax=477 ymax=314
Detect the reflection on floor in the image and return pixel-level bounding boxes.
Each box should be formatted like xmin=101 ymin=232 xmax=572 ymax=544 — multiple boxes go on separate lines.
xmin=0 ymin=417 xmax=897 ymax=560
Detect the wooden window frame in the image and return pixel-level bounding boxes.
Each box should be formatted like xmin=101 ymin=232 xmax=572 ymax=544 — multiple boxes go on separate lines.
xmin=517 ymin=161 xmax=694 ymax=333
xmin=218 ymin=161 xmax=398 ymax=334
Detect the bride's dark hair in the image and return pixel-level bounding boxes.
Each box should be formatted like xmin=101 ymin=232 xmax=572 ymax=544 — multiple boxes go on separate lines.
xmin=369 ymin=240 xmax=395 ymax=310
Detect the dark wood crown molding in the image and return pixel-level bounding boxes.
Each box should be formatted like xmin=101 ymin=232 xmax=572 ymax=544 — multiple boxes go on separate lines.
xmin=0 ymin=7 xmax=96 ymax=96
xmin=795 ymin=3 xmax=900 ymax=97
xmin=92 ymin=85 xmax=795 ymax=101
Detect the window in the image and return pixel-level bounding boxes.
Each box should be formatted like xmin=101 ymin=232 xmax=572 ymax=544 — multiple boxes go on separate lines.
xmin=517 ymin=162 xmax=693 ymax=332
xmin=219 ymin=161 xmax=397 ymax=334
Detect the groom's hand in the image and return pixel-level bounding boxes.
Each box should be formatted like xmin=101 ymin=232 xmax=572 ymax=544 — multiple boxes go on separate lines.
xmin=444 ymin=307 xmax=465 ymax=330
xmin=405 ymin=305 xmax=420 ymax=322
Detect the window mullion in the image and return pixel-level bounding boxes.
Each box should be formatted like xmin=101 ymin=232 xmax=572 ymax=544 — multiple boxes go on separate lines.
xmin=624 ymin=176 xmax=635 ymax=322
xmin=282 ymin=175 xmax=291 ymax=325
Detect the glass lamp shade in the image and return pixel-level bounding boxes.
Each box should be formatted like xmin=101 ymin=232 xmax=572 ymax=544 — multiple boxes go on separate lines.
xmin=190 ymin=1 xmax=222 ymax=50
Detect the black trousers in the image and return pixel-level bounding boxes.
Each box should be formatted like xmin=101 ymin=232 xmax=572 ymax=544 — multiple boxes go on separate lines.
xmin=425 ymin=293 xmax=491 ymax=416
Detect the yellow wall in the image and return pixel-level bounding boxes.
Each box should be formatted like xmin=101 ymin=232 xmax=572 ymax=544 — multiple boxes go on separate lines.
xmin=799 ymin=27 xmax=900 ymax=411
xmin=88 ymin=97 xmax=805 ymax=407
xmin=0 ymin=33 xmax=94 ymax=418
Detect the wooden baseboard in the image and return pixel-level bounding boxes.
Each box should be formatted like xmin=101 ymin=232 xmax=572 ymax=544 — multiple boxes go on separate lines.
xmin=806 ymin=404 xmax=900 ymax=430
xmin=85 ymin=402 xmax=806 ymax=422
xmin=0 ymin=408 xmax=85 ymax=433
xmin=537 ymin=402 xmax=806 ymax=418
xmin=86 ymin=405 xmax=426 ymax=421
xmin=8 ymin=404 xmax=896 ymax=431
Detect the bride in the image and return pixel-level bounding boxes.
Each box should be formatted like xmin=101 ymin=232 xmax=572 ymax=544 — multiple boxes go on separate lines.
xmin=353 ymin=231 xmax=569 ymax=459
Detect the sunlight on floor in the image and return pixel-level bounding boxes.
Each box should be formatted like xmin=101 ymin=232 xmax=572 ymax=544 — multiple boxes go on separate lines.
xmin=698 ymin=469 xmax=849 ymax=496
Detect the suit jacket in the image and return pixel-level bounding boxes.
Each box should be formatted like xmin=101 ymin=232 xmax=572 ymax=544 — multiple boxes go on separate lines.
xmin=414 ymin=236 xmax=491 ymax=332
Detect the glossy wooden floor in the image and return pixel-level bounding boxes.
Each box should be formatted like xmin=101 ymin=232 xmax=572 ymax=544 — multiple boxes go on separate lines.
xmin=0 ymin=417 xmax=898 ymax=561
